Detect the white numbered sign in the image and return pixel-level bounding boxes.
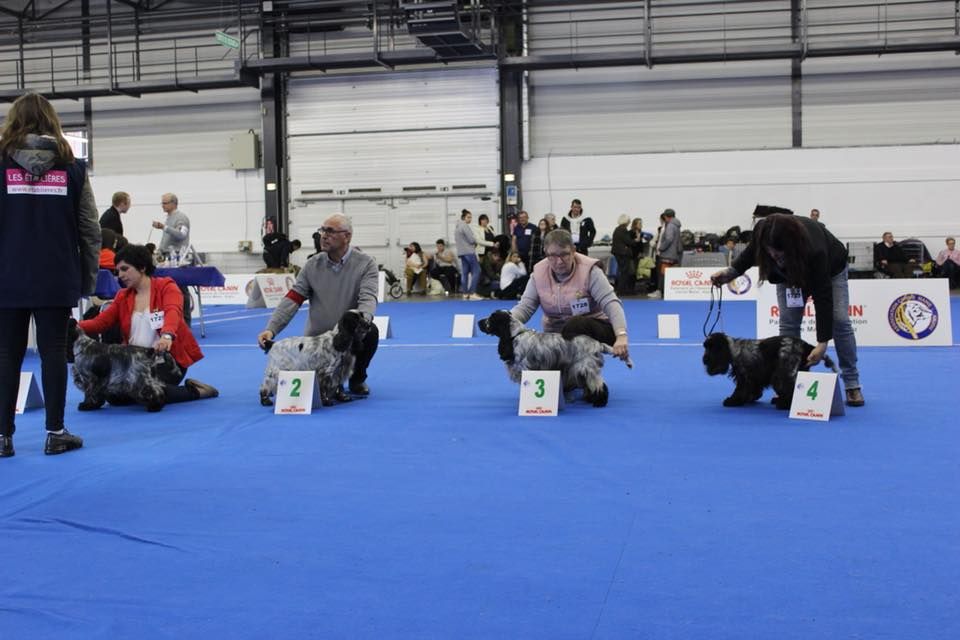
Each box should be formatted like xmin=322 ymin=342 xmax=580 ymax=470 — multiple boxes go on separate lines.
xmin=274 ymin=370 xmax=322 ymax=415
xmin=518 ymin=370 xmax=561 ymax=417
xmin=789 ymin=371 xmax=845 ymax=422
xmin=15 ymin=372 xmax=43 ymax=414
xmin=657 ymin=314 xmax=681 ymax=339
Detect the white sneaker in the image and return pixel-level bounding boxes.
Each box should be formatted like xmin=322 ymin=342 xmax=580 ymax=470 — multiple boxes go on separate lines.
xmin=468 ymin=293 xmax=485 ymax=301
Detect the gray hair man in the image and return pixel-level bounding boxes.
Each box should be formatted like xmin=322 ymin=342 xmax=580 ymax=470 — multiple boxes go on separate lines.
xmin=257 ymin=213 xmax=380 ymax=396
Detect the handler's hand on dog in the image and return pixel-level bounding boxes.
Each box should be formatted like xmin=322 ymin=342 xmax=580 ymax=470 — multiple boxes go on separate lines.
xmin=806 ymin=342 xmax=827 ymax=366
xmin=257 ymin=330 xmax=274 ymax=347
xmin=613 ymin=335 xmax=630 ymax=361
xmin=710 ymin=267 xmax=737 ymax=287
xmin=154 ymin=335 xmax=173 ymax=353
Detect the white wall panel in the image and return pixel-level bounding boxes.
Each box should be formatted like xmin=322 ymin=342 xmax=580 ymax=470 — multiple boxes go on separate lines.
xmin=803 ymin=53 xmax=960 ymax=147
xmin=287 ymin=67 xmax=500 ymax=267
xmin=522 ymin=144 xmax=960 ymax=251
xmin=529 ymin=62 xmax=792 ymax=156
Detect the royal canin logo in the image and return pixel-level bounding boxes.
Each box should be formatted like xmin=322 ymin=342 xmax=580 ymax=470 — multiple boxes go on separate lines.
xmin=685 ymin=270 xmax=703 ymax=279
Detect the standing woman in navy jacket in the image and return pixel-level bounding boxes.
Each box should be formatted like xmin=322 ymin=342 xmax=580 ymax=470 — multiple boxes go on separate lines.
xmin=0 ymin=93 xmax=100 ymax=457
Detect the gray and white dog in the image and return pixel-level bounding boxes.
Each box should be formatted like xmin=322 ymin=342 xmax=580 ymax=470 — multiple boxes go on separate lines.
xmin=68 ymin=320 xmax=180 ymax=412
xmin=478 ymin=310 xmax=632 ymax=407
xmin=702 ymin=333 xmax=837 ymax=409
xmin=259 ymin=310 xmax=371 ymax=407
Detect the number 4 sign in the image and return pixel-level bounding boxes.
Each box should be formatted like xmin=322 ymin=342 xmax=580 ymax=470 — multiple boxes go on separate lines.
xmin=518 ymin=370 xmax=561 ymax=417
xmin=274 ymin=370 xmax=322 ymax=415
xmin=789 ymin=371 xmax=845 ymax=422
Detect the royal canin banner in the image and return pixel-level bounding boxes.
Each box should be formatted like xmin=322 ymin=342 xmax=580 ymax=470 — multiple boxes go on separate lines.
xmin=6 ymin=168 xmax=68 ymax=195
xmin=756 ymin=278 xmax=953 ymax=346
xmin=664 ymin=266 xmax=760 ymax=301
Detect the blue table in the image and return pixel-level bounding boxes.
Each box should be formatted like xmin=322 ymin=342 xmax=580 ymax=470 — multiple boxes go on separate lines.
xmin=154 ymin=267 xmax=226 ymax=338
xmin=95 ymin=269 xmax=121 ymax=299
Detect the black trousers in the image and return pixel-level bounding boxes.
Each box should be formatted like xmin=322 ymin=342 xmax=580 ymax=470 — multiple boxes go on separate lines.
xmin=560 ymin=316 xmax=616 ymax=346
xmin=496 ymin=275 xmax=529 ymax=300
xmin=431 ymin=266 xmax=459 ymax=293
xmin=350 ymin=322 xmax=379 ymax=385
xmin=613 ymin=253 xmax=635 ymax=295
xmin=0 ymin=308 xmax=70 ymax=436
xmin=179 ymin=283 xmax=192 ymax=327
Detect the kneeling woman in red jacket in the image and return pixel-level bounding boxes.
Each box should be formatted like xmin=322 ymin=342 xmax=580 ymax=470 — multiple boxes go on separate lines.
xmin=78 ymin=244 xmax=218 ymax=405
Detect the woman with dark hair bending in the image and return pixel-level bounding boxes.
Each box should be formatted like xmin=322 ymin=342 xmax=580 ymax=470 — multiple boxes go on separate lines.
xmin=78 ymin=244 xmax=219 ymax=406
xmin=712 ymin=213 xmax=864 ymax=406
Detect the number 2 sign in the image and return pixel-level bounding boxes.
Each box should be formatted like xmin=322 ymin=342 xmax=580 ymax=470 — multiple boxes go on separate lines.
xmin=274 ymin=370 xmax=322 ymax=415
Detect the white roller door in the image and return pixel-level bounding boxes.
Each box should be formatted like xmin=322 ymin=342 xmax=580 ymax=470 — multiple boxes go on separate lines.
xmin=286 ymin=68 xmax=500 ymax=274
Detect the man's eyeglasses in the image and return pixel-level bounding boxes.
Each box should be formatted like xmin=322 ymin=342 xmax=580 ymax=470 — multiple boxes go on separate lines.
xmin=318 ymin=227 xmax=348 ymax=235
xmin=161 ymin=200 xmax=173 ymax=205
xmin=545 ymin=251 xmax=573 ymax=259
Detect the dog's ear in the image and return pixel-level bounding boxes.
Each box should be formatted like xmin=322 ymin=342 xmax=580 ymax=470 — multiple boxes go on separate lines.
xmin=332 ymin=327 xmax=352 ymax=352
xmin=497 ymin=335 xmax=515 ymax=363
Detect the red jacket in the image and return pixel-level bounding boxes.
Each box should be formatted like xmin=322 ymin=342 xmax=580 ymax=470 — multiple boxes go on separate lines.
xmin=78 ymin=276 xmax=203 ymax=369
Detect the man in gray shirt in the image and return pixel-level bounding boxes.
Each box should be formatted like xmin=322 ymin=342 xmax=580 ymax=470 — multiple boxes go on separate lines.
xmin=154 ymin=192 xmax=191 ymax=264
xmin=153 ymin=192 xmax=194 ymax=324
xmin=257 ymin=214 xmax=380 ymax=396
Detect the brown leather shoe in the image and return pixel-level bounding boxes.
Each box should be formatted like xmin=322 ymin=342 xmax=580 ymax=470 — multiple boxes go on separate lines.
xmin=845 ymin=388 xmax=865 ymax=407
xmin=185 ymin=379 xmax=219 ymax=400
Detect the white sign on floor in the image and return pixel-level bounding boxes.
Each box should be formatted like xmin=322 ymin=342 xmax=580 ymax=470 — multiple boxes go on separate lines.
xmin=452 ymin=314 xmax=475 ymax=338
xmin=373 ymin=316 xmax=392 ymax=339
xmin=789 ymin=371 xmax=845 ymax=422
xmin=273 ymin=371 xmax=322 ymax=415
xmin=657 ymin=314 xmax=680 ymax=339
xmin=518 ymin=370 xmax=561 ymax=417
xmin=15 ymin=372 xmax=43 ymax=414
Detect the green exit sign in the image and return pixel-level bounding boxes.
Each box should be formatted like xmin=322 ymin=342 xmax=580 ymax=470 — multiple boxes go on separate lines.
xmin=215 ymin=31 xmax=240 ymax=49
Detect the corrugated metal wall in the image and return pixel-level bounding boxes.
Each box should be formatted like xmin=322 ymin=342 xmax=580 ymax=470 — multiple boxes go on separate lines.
xmin=285 ymin=67 xmax=500 ymax=272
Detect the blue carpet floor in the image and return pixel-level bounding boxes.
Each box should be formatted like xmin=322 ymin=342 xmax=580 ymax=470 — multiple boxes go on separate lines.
xmin=1 ymin=298 xmax=958 ymax=639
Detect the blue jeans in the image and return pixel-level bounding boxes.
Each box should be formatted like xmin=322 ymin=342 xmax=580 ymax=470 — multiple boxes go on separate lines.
xmin=776 ymin=268 xmax=860 ymax=390
xmin=460 ymin=254 xmax=480 ymax=294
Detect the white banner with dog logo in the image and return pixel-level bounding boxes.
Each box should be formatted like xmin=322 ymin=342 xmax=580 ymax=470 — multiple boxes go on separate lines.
xmin=756 ymin=278 xmax=953 ymax=346
xmin=789 ymin=371 xmax=845 ymax=422
xmin=518 ymin=370 xmax=561 ymax=417
xmin=15 ymin=372 xmax=43 ymax=414
xmin=274 ymin=371 xmax=322 ymax=415
xmin=253 ymin=275 xmax=297 ymax=309
xmin=665 ymin=267 xmax=759 ymax=301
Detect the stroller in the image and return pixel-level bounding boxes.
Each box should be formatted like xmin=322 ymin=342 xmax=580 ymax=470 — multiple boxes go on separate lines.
xmin=379 ymin=265 xmax=404 ymax=300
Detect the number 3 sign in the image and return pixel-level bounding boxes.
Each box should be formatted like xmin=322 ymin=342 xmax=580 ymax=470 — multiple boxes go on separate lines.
xmin=518 ymin=370 xmax=561 ymax=417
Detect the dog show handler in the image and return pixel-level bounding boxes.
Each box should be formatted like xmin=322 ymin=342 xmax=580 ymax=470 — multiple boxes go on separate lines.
xmin=509 ymin=229 xmax=630 ymax=363
xmin=256 ymin=214 xmax=380 ymax=397
xmin=711 ymin=213 xmax=863 ymax=407
xmin=78 ymin=244 xmax=218 ymax=406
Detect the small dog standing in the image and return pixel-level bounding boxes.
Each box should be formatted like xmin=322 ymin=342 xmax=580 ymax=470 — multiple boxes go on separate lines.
xmin=478 ymin=310 xmax=632 ymax=407
xmin=68 ymin=320 xmax=181 ymax=412
xmin=702 ymin=332 xmax=837 ymax=409
xmin=259 ymin=310 xmax=371 ymax=407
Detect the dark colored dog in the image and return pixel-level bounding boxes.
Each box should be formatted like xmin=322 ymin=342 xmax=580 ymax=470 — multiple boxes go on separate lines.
xmin=478 ymin=310 xmax=632 ymax=407
xmin=67 ymin=319 xmax=181 ymax=412
xmin=260 ymin=310 xmax=371 ymax=407
xmin=702 ymin=333 xmax=837 ymax=409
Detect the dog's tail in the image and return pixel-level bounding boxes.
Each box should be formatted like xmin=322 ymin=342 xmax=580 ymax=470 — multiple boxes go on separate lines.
xmin=261 ymin=339 xmax=274 ymax=354
xmin=601 ymin=344 xmax=634 ymax=369
xmin=821 ymin=354 xmax=838 ymax=373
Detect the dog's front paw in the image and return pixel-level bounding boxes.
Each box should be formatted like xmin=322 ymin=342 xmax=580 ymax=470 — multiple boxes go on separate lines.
xmin=774 ymin=396 xmax=792 ymax=410
xmin=722 ymin=396 xmax=745 ymax=407
xmin=145 ymin=403 xmax=164 ymax=412
xmin=334 ymin=387 xmax=352 ymax=404
xmin=77 ymin=399 xmax=103 ymax=411
xmin=260 ymin=393 xmax=273 ymax=407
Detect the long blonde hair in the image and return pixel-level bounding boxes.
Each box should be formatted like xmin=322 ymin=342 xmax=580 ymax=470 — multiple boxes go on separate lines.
xmin=0 ymin=93 xmax=74 ymax=163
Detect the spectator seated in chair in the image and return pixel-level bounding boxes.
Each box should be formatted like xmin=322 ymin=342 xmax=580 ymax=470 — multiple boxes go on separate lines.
xmin=430 ymin=239 xmax=460 ymax=295
xmin=934 ymin=236 xmax=960 ymax=289
xmin=477 ymin=250 xmax=503 ymax=298
xmin=403 ymin=242 xmax=428 ymax=295
xmin=494 ymin=251 xmax=529 ymax=299
xmin=874 ymin=232 xmax=915 ymax=278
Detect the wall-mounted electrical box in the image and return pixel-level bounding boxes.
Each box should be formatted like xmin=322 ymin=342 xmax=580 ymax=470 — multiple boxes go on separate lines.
xmin=229 ymin=131 xmax=260 ymax=170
